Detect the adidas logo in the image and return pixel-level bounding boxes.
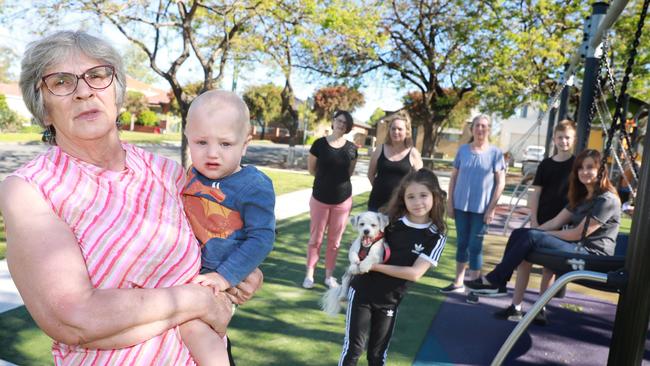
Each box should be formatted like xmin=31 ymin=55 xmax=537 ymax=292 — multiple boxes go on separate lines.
xmin=411 ymin=243 xmax=424 ymax=255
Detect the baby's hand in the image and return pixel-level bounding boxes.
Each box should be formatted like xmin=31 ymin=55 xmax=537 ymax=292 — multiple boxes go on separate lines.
xmin=192 ymin=272 xmax=230 ymax=293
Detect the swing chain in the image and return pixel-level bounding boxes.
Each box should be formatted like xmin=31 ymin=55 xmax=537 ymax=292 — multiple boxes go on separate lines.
xmin=597 ymin=43 xmax=639 ymax=187
xmin=594 ymin=90 xmax=638 ymax=188
xmin=597 ymin=0 xmax=649 ymax=181
xmin=600 ymin=35 xmax=637 ymax=170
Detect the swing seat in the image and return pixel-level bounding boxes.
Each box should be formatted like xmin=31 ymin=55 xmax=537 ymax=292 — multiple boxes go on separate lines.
xmin=525 ymin=234 xmax=628 ymax=292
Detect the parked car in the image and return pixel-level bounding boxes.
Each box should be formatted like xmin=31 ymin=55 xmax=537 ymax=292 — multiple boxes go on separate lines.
xmin=523 ymin=145 xmax=545 ymax=162
xmin=520 ymin=145 xmax=545 ymax=177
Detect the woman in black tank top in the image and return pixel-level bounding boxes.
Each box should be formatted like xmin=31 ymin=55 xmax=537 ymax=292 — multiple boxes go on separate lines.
xmin=367 ymin=112 xmax=423 ymax=212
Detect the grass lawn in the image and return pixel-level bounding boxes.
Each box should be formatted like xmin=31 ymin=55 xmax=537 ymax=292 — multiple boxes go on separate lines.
xmin=259 ymin=168 xmax=313 ymax=196
xmin=0 ymin=215 xmax=4 ymax=259
xmin=0 ymin=193 xmax=458 ymax=365
xmin=0 ymin=306 xmax=52 ymax=366
xmin=0 ymin=131 xmax=289 ymax=145
xmin=0 ymin=131 xmax=183 ymax=144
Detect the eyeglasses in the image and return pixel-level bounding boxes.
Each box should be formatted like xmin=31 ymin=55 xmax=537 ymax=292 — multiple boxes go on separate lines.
xmin=41 ymin=65 xmax=116 ymax=96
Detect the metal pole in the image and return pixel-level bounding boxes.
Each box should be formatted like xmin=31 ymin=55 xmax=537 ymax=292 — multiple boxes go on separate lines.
xmin=622 ymin=93 xmax=630 ymax=137
xmin=563 ymin=0 xmax=630 ymax=85
xmin=544 ymin=107 xmax=557 ymax=158
xmin=576 ymin=2 xmax=609 ymax=153
xmin=590 ymin=0 xmax=631 ymax=50
xmin=608 ymin=124 xmax=650 ymax=364
xmin=557 ymin=71 xmax=571 ymax=121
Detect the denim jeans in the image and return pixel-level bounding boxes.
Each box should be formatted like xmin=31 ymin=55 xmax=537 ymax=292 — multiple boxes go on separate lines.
xmin=486 ymin=228 xmax=587 ymax=286
xmin=454 ymin=209 xmax=487 ymax=270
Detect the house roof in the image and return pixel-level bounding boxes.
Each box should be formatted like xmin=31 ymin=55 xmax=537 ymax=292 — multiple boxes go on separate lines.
xmin=126 ymin=76 xmax=171 ymax=104
xmin=353 ymin=121 xmax=372 ymax=129
xmin=0 ymin=77 xmax=172 ymax=106
xmin=0 ymin=82 xmax=21 ymax=97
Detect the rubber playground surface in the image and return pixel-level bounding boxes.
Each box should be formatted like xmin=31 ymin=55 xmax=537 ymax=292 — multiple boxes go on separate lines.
xmin=413 ymin=287 xmax=650 ymax=365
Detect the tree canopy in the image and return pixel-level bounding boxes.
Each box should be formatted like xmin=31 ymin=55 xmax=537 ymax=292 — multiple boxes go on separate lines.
xmin=122 ymin=45 xmax=160 ymax=85
xmin=368 ymin=108 xmax=385 ymax=126
xmin=312 ymin=85 xmax=365 ymax=122
xmin=0 ymin=46 xmax=17 ymax=83
xmin=3 ymin=0 xmax=648 ymax=157
xmin=10 ymin=0 xmax=266 ymax=166
xmin=243 ymin=83 xmax=283 ymax=128
xmin=297 ymin=0 xmax=610 ymax=156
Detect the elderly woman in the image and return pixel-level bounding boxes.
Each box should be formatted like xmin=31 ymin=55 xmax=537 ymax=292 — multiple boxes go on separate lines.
xmin=0 ymin=30 xmax=260 ymax=365
xmin=442 ymin=114 xmax=506 ymax=294
xmin=367 ymin=111 xmax=423 ymax=212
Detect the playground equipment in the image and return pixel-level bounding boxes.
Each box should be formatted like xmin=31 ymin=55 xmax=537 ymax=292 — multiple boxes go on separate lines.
xmin=492 ymin=1 xmax=650 ymax=364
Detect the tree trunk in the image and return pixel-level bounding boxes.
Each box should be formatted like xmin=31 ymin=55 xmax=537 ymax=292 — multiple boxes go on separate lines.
xmin=281 ymin=80 xmax=299 ymax=148
xmin=176 ymin=96 xmax=190 ymax=168
xmin=180 ymin=112 xmax=190 ymax=169
xmin=422 ymin=122 xmax=435 ymax=157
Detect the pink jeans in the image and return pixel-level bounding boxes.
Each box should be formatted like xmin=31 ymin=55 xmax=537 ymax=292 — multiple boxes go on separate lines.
xmin=306 ymin=196 xmax=353 ymax=271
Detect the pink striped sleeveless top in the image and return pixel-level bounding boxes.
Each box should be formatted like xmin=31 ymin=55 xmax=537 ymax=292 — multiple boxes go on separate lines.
xmin=11 ymin=143 xmax=200 ymax=366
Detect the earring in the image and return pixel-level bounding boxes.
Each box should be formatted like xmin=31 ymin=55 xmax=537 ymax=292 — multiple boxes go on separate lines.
xmin=42 ymin=125 xmax=55 ymax=145
xmin=116 ymin=119 xmax=121 ymax=130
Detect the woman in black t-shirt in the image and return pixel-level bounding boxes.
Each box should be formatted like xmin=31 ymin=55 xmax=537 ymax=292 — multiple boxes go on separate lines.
xmin=302 ymin=110 xmax=358 ymax=289
xmin=367 ymin=111 xmax=423 ymax=212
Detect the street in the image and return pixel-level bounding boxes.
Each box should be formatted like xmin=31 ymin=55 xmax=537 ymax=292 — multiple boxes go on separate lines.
xmin=0 ymin=141 xmax=371 ymax=180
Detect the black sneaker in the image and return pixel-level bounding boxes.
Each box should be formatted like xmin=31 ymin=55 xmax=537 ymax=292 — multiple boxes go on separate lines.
xmin=491 ymin=286 xmax=508 ymax=297
xmin=466 ymin=292 xmax=480 ymax=304
xmin=465 ymin=278 xmax=500 ymax=294
xmin=533 ymin=308 xmax=548 ymax=326
xmin=494 ymin=304 xmax=523 ymax=322
xmin=440 ymin=283 xmax=465 ymax=293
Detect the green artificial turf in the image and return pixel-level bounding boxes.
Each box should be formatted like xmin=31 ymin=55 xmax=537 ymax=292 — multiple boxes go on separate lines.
xmin=0 ymin=193 xmax=457 ymax=365
xmin=0 ymin=306 xmax=52 ymax=366
xmin=227 ymin=195 xmax=455 ymax=365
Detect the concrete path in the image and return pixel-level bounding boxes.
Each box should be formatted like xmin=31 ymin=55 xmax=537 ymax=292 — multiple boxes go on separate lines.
xmin=0 ymin=260 xmax=22 ymax=314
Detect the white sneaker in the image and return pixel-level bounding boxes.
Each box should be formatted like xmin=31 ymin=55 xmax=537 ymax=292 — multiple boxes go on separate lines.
xmin=302 ymin=277 xmax=314 ymax=289
xmin=324 ymin=277 xmax=339 ymax=289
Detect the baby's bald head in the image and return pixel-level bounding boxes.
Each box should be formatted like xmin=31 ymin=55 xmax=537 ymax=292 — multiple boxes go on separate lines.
xmin=187 ymin=90 xmax=251 ymax=138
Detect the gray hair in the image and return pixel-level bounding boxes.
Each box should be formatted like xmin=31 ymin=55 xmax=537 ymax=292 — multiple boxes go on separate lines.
xmin=471 ymin=114 xmax=491 ymax=127
xmin=19 ymin=30 xmax=126 ymax=128
xmin=468 ymin=114 xmax=491 ymax=143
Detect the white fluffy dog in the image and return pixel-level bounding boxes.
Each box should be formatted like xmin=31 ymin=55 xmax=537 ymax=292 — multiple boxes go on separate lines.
xmin=321 ymin=211 xmax=389 ymax=316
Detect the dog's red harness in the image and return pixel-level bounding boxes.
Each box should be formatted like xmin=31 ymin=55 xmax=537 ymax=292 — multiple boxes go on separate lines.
xmin=358 ymin=232 xmax=390 ymax=263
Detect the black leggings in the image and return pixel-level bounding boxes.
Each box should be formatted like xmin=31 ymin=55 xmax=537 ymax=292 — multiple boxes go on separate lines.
xmin=339 ymin=287 xmax=398 ymax=366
